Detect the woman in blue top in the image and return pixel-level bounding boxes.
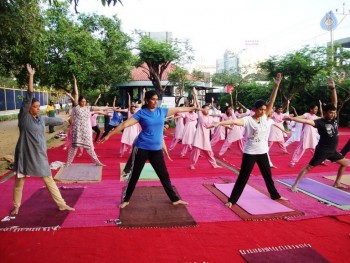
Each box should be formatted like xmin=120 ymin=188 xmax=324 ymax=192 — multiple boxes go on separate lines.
xmin=102 ymin=90 xmax=200 ymax=208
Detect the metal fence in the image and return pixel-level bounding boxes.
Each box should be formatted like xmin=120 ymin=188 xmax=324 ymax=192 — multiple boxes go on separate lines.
xmin=0 ymin=87 xmax=65 ymax=111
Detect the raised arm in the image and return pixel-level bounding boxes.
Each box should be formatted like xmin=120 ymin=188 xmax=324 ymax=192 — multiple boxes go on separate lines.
xmin=291 ymin=106 xmax=298 ymax=116
xmin=319 ymin=100 xmax=323 ymax=118
xmin=26 ymin=64 xmax=35 ymax=92
xmin=94 ymin=94 xmax=101 ymax=106
xmin=286 ymin=100 xmax=290 ymax=113
xmin=128 ymin=93 xmax=131 ymax=111
xmin=113 ymin=96 xmax=116 ymax=108
xmin=72 ymin=75 xmax=79 ymax=103
xmin=266 ymin=73 xmax=282 ymax=116
xmin=192 ymin=87 xmax=200 ymax=108
xmin=328 ymin=77 xmax=337 ymax=108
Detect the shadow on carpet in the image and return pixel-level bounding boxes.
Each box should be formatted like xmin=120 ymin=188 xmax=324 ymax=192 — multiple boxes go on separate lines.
xmin=118 ymin=186 xmax=197 ymax=228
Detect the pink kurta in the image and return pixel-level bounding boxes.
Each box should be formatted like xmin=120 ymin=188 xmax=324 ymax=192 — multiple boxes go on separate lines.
xmin=192 ymin=112 xmax=214 ymax=151
xmin=300 ymin=112 xmax=319 ymax=149
xmin=121 ymin=111 xmax=141 ymax=146
xmin=173 ymin=112 xmax=185 ymax=139
xmin=181 ymin=112 xmax=198 ymax=145
xmin=268 ymin=112 xmax=287 ymax=141
xmin=226 ymin=114 xmax=244 ymax=143
xmin=210 ymin=113 xmax=228 ymax=145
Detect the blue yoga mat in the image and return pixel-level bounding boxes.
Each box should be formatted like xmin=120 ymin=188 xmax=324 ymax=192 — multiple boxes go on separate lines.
xmin=278 ymin=178 xmax=350 ymax=209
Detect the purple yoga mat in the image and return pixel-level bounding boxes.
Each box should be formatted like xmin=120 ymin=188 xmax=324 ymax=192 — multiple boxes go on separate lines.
xmin=214 ymin=183 xmax=293 ymax=215
xmin=279 ymin=178 xmax=350 ymax=206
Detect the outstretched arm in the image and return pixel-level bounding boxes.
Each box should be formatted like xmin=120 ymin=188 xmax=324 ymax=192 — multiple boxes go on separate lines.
xmin=266 ymin=73 xmax=282 ymax=116
xmin=283 ymin=115 xmax=315 ymax=127
xmin=167 ymin=106 xmax=201 ymax=116
xmin=100 ymin=117 xmax=139 ymax=142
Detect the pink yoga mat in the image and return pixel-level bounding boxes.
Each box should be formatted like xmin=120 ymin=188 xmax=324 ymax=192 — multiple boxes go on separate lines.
xmin=214 ymin=183 xmax=293 ymax=215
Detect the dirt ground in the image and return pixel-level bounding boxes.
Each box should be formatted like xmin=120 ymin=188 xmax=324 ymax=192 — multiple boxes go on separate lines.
xmin=0 ymin=112 xmax=70 ymax=175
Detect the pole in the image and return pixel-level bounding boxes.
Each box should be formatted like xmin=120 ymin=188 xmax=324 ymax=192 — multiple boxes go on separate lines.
xmin=330 ymin=29 xmax=334 ymax=62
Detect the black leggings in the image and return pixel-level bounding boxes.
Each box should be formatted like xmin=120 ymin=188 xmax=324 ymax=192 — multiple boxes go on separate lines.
xmin=340 ymin=139 xmax=350 ymax=157
xmin=123 ymin=146 xmax=136 ymax=173
xmin=122 ymin=147 xmax=179 ymax=203
xmin=100 ymin=124 xmax=117 ymax=139
xmin=228 ymin=153 xmax=281 ymax=204
xmin=92 ymin=125 xmax=100 ymax=142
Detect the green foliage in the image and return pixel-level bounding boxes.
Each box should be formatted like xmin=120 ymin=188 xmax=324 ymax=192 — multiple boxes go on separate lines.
xmin=136 ymin=36 xmax=193 ymax=95
xmin=0 ymin=0 xmax=45 ymax=84
xmin=34 ymin=4 xmax=134 ymax=96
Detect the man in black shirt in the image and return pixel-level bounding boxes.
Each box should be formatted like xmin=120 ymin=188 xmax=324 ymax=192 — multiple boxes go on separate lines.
xmin=284 ymin=77 xmax=349 ymax=191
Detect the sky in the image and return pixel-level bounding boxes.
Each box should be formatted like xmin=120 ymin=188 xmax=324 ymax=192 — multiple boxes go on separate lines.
xmin=73 ymin=0 xmax=350 ymax=68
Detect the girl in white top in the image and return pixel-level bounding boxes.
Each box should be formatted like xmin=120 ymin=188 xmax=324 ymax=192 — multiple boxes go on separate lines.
xmin=214 ymin=73 xmax=288 ymax=207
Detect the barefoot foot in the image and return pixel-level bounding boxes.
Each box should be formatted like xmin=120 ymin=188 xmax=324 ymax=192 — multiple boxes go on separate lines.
xmin=58 ymin=205 xmax=75 ymax=211
xmin=290 ymin=186 xmax=298 ymax=192
xmin=119 ymin=202 xmax=130 ymax=208
xmin=10 ymin=207 xmax=19 ymax=216
xmin=225 ymin=202 xmax=233 ymax=208
xmin=278 ymin=196 xmax=289 ymax=201
xmin=172 ymin=200 xmax=189 ymax=206
xmin=333 ymin=184 xmax=349 ymax=189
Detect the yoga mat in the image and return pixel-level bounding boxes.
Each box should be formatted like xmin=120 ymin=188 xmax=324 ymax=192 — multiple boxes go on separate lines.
xmin=203 ymin=183 xmax=303 ymax=220
xmin=54 ymin=164 xmax=102 ymax=183
xmin=0 ymin=186 xmax=83 ymax=231
xmin=240 ymin=243 xmax=330 ymax=263
xmin=278 ymin=178 xmax=350 ymax=210
xmin=119 ymin=186 xmax=197 ymax=228
xmin=323 ymin=175 xmax=350 ymax=187
xmin=0 ymin=171 xmax=15 ymax=184
xmin=119 ymin=163 xmax=159 ymax=181
xmin=215 ymin=183 xmax=294 ymax=214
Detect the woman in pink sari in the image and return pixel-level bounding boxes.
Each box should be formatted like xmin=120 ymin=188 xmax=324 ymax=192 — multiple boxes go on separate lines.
xmin=179 ymin=105 xmax=198 ymax=158
xmin=290 ymin=102 xmax=322 ymax=167
xmin=189 ymin=89 xmax=221 ymax=169
xmin=169 ymin=104 xmax=185 ymax=151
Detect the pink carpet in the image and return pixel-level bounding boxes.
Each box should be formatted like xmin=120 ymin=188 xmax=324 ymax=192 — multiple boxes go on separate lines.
xmin=214 ymin=183 xmax=294 ymax=214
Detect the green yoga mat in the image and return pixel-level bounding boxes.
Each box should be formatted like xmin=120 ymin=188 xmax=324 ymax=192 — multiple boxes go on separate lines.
xmin=120 ymin=163 xmax=159 ymax=181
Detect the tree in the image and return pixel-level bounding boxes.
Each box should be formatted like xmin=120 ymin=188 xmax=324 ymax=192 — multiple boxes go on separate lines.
xmin=136 ymin=36 xmax=193 ymax=97
xmin=212 ymin=71 xmax=245 ymax=107
xmin=35 ymin=3 xmax=134 ymax=97
xmin=0 ymin=0 xmax=45 ymax=84
xmin=168 ymin=67 xmax=205 ymax=106
xmin=259 ymin=45 xmax=350 ymax=124
xmin=259 ymin=46 xmax=330 ymax=105
xmin=48 ymin=0 xmax=123 ymax=14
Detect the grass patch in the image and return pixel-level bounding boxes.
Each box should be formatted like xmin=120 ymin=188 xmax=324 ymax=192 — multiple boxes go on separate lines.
xmin=0 ymin=114 xmax=18 ymax=122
